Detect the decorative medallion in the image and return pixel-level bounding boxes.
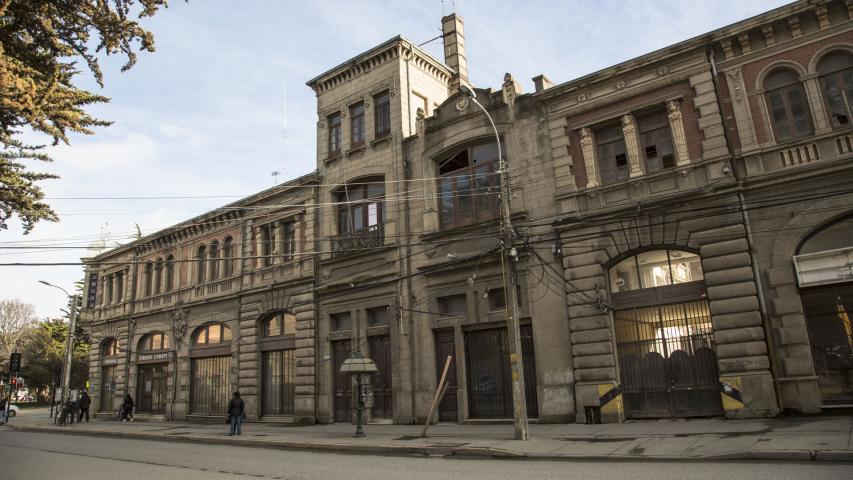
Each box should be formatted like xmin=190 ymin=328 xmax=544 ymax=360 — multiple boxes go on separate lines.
xmin=616 ymin=80 xmax=626 ymax=90
xmin=455 ymin=96 xmax=469 ymax=112
xmin=657 ymin=65 xmax=669 ymax=76
xmin=577 ymin=93 xmax=587 ymax=103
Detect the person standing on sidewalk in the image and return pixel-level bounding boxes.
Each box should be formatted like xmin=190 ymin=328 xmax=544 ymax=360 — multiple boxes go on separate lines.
xmin=227 ymin=391 xmax=245 ymax=436
xmin=0 ymin=395 xmax=8 ymax=424
xmin=78 ymin=391 xmax=91 ymax=422
xmin=120 ymin=394 xmax=134 ymax=422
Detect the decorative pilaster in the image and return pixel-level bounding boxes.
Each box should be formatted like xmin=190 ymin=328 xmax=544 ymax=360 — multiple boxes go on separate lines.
xmin=620 ymin=115 xmax=644 ymax=178
xmin=254 ymin=227 xmax=263 ymax=268
xmin=815 ymin=3 xmax=830 ymax=29
xmin=762 ymin=25 xmax=775 ymax=46
xmin=788 ymin=16 xmax=801 ymax=38
xmin=666 ymin=101 xmax=691 ymax=167
xmin=579 ymin=127 xmax=599 ymax=188
xmin=112 ymin=274 xmax=119 ymax=304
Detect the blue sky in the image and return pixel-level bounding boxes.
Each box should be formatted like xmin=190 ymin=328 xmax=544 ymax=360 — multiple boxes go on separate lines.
xmin=2 ymin=0 xmax=790 ymax=318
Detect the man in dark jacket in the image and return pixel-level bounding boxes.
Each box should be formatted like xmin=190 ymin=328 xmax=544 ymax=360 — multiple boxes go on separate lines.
xmin=227 ymin=391 xmax=245 ymax=436
xmin=78 ymin=391 xmax=91 ymax=422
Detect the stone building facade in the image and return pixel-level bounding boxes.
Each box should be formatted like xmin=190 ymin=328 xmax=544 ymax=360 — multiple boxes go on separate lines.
xmin=82 ymin=1 xmax=853 ymax=424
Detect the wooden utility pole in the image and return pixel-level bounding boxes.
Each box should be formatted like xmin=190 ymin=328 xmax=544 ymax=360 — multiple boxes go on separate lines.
xmin=459 ymin=85 xmax=528 ymax=440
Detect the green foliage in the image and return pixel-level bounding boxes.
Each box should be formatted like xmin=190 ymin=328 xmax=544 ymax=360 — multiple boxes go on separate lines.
xmin=19 ymin=318 xmax=90 ymax=394
xmin=0 ymin=0 xmax=172 ymax=233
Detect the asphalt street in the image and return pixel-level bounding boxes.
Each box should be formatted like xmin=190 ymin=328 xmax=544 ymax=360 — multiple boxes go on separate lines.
xmin=2 ymin=429 xmax=852 ymax=479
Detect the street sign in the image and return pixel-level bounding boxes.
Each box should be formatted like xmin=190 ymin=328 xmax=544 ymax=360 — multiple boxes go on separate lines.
xmin=9 ymin=352 xmax=21 ymax=373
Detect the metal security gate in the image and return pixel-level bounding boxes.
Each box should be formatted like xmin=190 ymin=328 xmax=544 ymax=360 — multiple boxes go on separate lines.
xmin=262 ymin=350 xmax=295 ymax=416
xmin=368 ymin=335 xmax=392 ymax=419
xmin=190 ymin=356 xmax=231 ymax=416
xmin=615 ymin=300 xmax=722 ymax=418
xmin=100 ymin=365 xmax=116 ymax=412
xmin=465 ymin=326 xmax=539 ymax=419
xmin=137 ymin=363 xmax=167 ymax=414
xmin=332 ymin=339 xmax=352 ymax=423
xmin=435 ymin=330 xmax=458 ymax=422
xmin=801 ymin=283 xmax=853 ymax=405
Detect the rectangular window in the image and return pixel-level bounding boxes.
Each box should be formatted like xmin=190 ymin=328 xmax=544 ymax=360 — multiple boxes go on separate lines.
xmin=260 ymin=224 xmax=273 ymax=266
xmin=367 ymin=306 xmax=390 ymax=327
xmin=438 ymin=294 xmax=466 ymax=316
xmin=437 ymin=142 xmax=501 ymax=230
xmin=328 ymin=112 xmax=342 ymax=155
xmin=374 ymin=91 xmax=391 ymax=138
xmin=331 ymin=312 xmax=352 ymax=332
xmin=350 ymin=102 xmax=365 ymax=147
xmin=637 ymin=110 xmax=675 ymax=173
xmin=262 ymin=349 xmax=296 ymax=415
xmin=282 ymin=221 xmax=296 ymax=261
xmin=596 ymin=123 xmax=629 ymax=184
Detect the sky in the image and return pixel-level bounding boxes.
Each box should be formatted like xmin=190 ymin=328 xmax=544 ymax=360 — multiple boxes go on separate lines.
xmin=2 ymin=0 xmax=791 ymax=319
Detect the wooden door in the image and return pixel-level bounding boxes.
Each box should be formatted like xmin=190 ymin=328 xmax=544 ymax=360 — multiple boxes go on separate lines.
xmin=332 ymin=339 xmax=353 ymax=423
xmin=368 ymin=335 xmax=393 ymax=419
xmin=434 ymin=330 xmax=458 ymax=422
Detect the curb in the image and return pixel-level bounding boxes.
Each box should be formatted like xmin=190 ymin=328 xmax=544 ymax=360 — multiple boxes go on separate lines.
xmin=7 ymin=424 xmax=853 ymax=462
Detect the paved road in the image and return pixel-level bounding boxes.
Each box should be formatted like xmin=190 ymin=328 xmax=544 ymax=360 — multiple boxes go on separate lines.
xmin=2 ymin=430 xmax=851 ymax=479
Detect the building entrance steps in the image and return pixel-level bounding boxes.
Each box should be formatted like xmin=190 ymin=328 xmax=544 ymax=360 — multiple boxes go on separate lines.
xmin=5 ymin=408 xmax=853 ymax=462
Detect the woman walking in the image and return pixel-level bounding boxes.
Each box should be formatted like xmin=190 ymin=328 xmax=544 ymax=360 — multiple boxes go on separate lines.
xmin=120 ymin=394 xmax=134 ymax=422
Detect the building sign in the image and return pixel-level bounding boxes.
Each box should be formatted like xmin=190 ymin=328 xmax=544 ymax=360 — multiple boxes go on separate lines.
xmin=87 ymin=273 xmax=99 ymax=308
xmin=138 ymin=352 xmax=169 ymax=362
xmin=103 ymin=356 xmax=119 ymax=365
xmin=793 ymin=246 xmax=853 ymax=288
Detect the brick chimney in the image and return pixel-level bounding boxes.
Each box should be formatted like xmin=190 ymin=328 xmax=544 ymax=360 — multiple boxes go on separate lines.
xmin=442 ymin=13 xmax=469 ymax=87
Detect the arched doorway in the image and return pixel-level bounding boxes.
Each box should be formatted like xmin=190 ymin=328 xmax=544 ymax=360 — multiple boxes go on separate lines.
xmin=136 ymin=332 xmax=170 ymax=414
xmin=189 ymin=323 xmax=232 ymax=416
xmin=259 ymin=311 xmax=296 ymax=417
xmin=794 ymin=215 xmax=853 ymax=405
xmin=609 ymin=249 xmax=722 ymax=418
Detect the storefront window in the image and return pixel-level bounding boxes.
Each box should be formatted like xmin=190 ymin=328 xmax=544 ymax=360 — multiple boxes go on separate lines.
xmin=609 ymin=250 xmax=704 ymax=293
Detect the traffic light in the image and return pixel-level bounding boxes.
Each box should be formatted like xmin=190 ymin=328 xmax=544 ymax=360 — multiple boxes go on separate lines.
xmin=9 ymin=352 xmax=21 ymax=373
xmin=10 ymin=376 xmax=17 ymax=387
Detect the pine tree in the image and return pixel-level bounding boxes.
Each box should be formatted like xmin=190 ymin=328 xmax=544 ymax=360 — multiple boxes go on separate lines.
xmin=0 ymin=0 xmax=173 ymax=233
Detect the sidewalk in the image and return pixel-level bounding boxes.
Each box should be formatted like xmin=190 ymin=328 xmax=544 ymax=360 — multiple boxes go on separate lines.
xmin=4 ymin=408 xmax=853 ymax=462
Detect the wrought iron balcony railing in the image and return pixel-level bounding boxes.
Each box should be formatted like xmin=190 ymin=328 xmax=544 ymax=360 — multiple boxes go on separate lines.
xmin=332 ymin=224 xmax=384 ymax=256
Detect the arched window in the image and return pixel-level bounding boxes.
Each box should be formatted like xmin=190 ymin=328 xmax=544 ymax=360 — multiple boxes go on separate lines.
xmin=139 ymin=332 xmax=170 ymax=351
xmin=193 ymin=323 xmax=232 ymax=346
xmin=817 ymin=50 xmax=853 ymax=128
xmin=437 ymin=141 xmax=501 ymax=229
xmin=102 ymin=338 xmax=118 ymax=356
xmin=144 ymin=262 xmax=153 ymax=297
xmin=222 ymin=237 xmax=234 ymax=277
xmin=609 ymin=249 xmax=704 ymax=293
xmin=154 ymin=258 xmax=163 ymax=294
xmin=196 ymin=245 xmax=207 ymax=284
xmin=262 ymin=311 xmax=297 ymax=337
xmin=209 ymin=241 xmax=220 ymax=281
xmin=165 ymin=255 xmax=175 ymax=291
xmin=764 ymin=68 xmax=813 ymax=141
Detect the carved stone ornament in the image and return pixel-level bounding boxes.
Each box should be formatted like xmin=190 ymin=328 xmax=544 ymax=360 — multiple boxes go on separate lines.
xmin=616 ymin=80 xmax=626 ymax=90
xmin=666 ymin=100 xmax=681 ymax=114
xmin=503 ymin=72 xmax=513 ymax=83
xmin=621 ymin=114 xmax=635 ymax=128
xmin=171 ymin=306 xmax=189 ymax=346
xmin=579 ymin=127 xmax=593 ymax=140
xmin=455 ymin=96 xmax=469 ymax=112
xmin=318 ymin=120 xmax=326 ymax=129
xmin=577 ymin=93 xmax=588 ymax=103
xmin=657 ymin=65 xmax=669 ymax=76
xmin=128 ymin=317 xmax=137 ymax=338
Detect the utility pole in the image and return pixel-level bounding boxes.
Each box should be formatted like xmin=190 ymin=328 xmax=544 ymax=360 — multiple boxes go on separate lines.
xmin=459 ymin=85 xmax=528 ymax=440
xmin=60 ymin=295 xmax=79 ymax=413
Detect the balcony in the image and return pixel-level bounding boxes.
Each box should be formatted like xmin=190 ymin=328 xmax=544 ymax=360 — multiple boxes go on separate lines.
xmin=192 ymin=276 xmax=236 ymax=298
xmin=331 ymin=224 xmax=384 ymax=256
xmin=744 ymin=130 xmax=853 ymax=177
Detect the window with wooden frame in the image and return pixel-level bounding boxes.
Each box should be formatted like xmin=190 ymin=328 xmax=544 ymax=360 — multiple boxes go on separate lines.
xmin=764 ymin=68 xmax=813 ymax=141
xmin=596 ymin=123 xmax=629 ymax=184
xmin=165 ymin=255 xmax=175 ymax=291
xmin=259 ymin=224 xmax=273 ymax=267
xmin=281 ymin=221 xmax=296 ymax=261
xmin=196 ymin=246 xmax=207 ymax=283
xmin=328 ymin=112 xmax=342 ymax=155
xmin=366 ymin=306 xmax=390 ymax=327
xmin=817 ymin=50 xmax=853 ymax=129
xmin=437 ymin=294 xmax=467 ymax=316
xmin=330 ymin=312 xmax=352 ymax=332
xmin=437 ymin=141 xmax=501 ymax=230
xmin=637 ymin=109 xmax=675 ymax=173
xmin=193 ymin=323 xmax=231 ymax=346
xmin=102 ymin=338 xmax=118 ymax=357
xmin=209 ymin=241 xmax=220 ymax=280
xmin=335 ymin=178 xmax=385 ymax=234
xmin=139 ymin=332 xmax=170 ymax=351
xmin=144 ymin=262 xmax=153 ymax=297
xmin=350 ymin=102 xmax=365 ymax=147
xmin=115 ymin=271 xmax=123 ymax=301
xmin=262 ymin=311 xmax=297 ymax=337
xmin=154 ymin=258 xmax=163 ymax=294
xmin=374 ymin=90 xmax=391 ymax=138
xmin=222 ymin=237 xmax=234 ymax=277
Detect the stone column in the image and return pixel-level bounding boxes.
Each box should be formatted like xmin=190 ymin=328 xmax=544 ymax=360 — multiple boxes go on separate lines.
xmin=666 ymin=101 xmax=691 ymax=167
xmin=621 ymin=115 xmax=644 ymax=178
xmin=112 ymin=274 xmax=119 ymax=304
xmin=579 ymin=128 xmax=599 ymax=188
xmin=272 ymin=222 xmax=281 ymax=265
xmin=255 ymin=227 xmax=264 ymax=268
xmin=803 ymin=75 xmax=831 ymax=134
xmin=725 ymin=68 xmax=758 ymax=151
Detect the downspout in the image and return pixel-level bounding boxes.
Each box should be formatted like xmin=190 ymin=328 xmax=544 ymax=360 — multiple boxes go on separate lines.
xmin=708 ymin=48 xmax=783 ymax=413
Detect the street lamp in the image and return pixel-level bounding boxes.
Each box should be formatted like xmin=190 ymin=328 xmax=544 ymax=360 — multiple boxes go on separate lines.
xmin=339 ymin=351 xmax=378 ymax=438
xmin=458 ymin=85 xmax=529 ymax=440
xmin=39 ymin=280 xmax=79 ymax=424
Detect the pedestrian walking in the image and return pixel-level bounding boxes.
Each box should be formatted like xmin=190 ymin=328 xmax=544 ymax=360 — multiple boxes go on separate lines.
xmin=120 ymin=394 xmax=134 ymax=422
xmin=78 ymin=391 xmax=91 ymax=422
xmin=0 ymin=395 xmax=8 ymax=425
xmin=226 ymin=391 xmax=245 ymax=436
